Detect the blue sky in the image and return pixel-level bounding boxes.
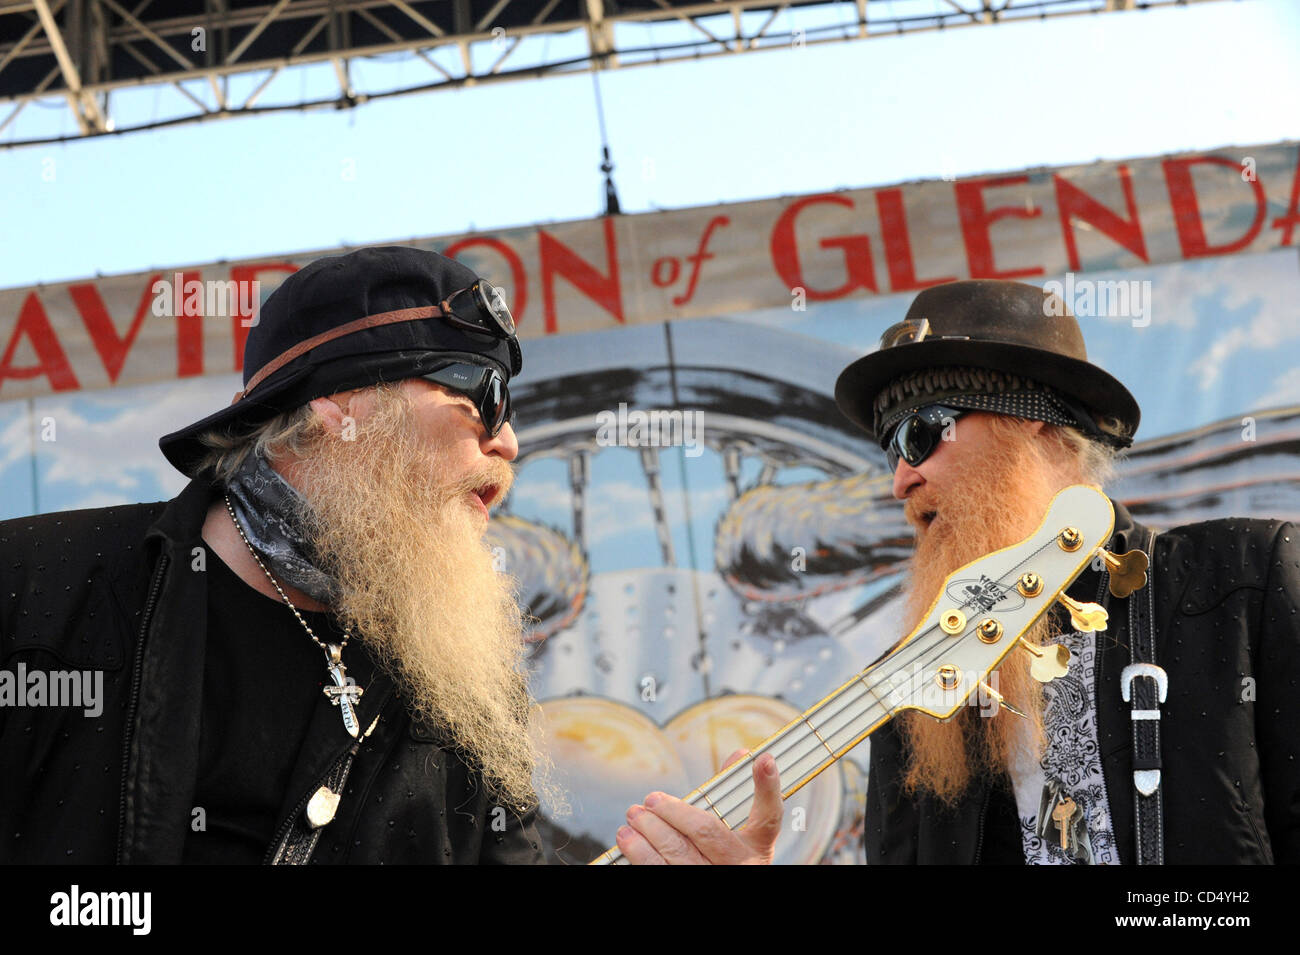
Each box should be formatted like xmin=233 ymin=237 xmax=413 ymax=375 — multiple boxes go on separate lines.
xmin=2 ymin=0 xmax=1297 ymax=289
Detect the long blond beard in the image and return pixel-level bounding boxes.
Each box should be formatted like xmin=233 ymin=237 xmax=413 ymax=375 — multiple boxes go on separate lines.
xmin=288 ymin=386 xmax=542 ymax=812
xmin=894 ymin=418 xmax=1076 ymax=805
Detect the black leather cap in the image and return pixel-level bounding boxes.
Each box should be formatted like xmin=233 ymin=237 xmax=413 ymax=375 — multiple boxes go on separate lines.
xmin=159 ymin=245 xmax=521 ymax=478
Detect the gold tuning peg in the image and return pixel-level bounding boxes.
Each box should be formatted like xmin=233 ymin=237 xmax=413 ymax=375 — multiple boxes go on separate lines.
xmin=1057 ymin=594 xmax=1108 ymax=632
xmin=978 ymin=681 xmax=1027 ymax=718
xmin=1101 ymin=548 xmax=1150 ymax=599
xmin=1019 ymin=638 xmax=1071 ymax=683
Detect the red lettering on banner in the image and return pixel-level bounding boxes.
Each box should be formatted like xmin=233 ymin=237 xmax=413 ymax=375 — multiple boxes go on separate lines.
xmin=954 ymin=175 xmax=1044 ymax=280
xmin=875 ymin=188 xmax=955 ymax=292
xmin=230 ymin=263 xmax=297 ymax=370
xmin=173 ymin=271 xmax=203 ymax=378
xmin=671 ymin=216 xmax=729 ymax=306
xmin=1054 ymin=165 xmax=1149 ymax=271
xmin=0 ymin=293 xmax=79 ymax=392
xmin=1270 ymin=150 xmax=1300 ymax=247
xmin=538 ymin=218 xmax=623 ymax=334
xmin=444 ymin=238 xmax=529 ymax=325
xmin=651 ymin=257 xmax=680 ymax=287
xmin=770 ymin=195 xmax=877 ymax=301
xmin=1163 ymin=156 xmax=1267 ymax=258
xmin=68 ymin=280 xmax=154 ymax=384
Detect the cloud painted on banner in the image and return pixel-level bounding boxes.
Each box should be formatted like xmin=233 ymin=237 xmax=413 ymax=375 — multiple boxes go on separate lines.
xmin=508 ymin=475 xmax=575 ymax=515
xmin=513 ymin=478 xmax=669 ymax=546
xmin=1180 ymin=253 xmax=1300 ymax=390
xmin=1253 ymin=368 xmax=1300 ymax=412
xmin=0 ymin=408 xmax=28 ymax=471
xmin=29 ymin=374 xmax=240 ymax=508
xmin=1040 ymin=251 xmax=1296 ymax=338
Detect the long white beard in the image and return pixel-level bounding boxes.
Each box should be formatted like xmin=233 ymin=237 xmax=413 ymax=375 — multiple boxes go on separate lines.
xmin=288 ymin=385 xmax=542 ymax=811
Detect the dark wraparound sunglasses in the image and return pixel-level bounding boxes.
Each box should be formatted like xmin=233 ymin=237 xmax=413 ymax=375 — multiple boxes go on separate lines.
xmin=421 ymin=362 xmax=512 ymax=437
xmin=884 ymin=405 xmax=968 ymax=472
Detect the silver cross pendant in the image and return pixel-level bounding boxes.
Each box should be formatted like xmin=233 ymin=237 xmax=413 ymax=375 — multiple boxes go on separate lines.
xmin=322 ymin=643 xmax=364 ymax=738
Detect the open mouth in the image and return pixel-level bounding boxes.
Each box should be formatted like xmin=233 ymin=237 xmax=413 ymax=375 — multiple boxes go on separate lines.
xmin=921 ymin=510 xmax=937 ymax=529
xmin=473 ymin=483 xmax=502 ymax=512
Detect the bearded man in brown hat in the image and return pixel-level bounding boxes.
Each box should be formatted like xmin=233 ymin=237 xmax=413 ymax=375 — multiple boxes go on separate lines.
xmin=0 ymin=246 xmax=781 ymax=865
xmin=833 ymin=279 xmax=1299 ymax=865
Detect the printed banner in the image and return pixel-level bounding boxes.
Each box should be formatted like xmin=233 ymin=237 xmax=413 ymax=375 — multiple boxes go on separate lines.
xmin=2 ymin=140 xmax=1297 ymax=400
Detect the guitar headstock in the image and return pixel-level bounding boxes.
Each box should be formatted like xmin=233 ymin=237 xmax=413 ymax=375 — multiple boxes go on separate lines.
xmin=874 ymin=484 xmax=1115 ymax=719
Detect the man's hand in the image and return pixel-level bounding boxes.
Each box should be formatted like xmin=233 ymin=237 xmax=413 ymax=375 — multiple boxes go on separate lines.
xmin=616 ymin=750 xmax=782 ymax=865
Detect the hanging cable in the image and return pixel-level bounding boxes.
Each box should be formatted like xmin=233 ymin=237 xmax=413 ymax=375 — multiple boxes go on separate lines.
xmin=590 ymin=66 xmax=621 ymax=216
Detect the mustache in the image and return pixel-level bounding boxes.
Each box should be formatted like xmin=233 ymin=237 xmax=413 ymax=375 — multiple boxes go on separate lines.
xmin=902 ymin=489 xmax=941 ymax=530
xmin=429 ymin=456 xmax=516 ymax=509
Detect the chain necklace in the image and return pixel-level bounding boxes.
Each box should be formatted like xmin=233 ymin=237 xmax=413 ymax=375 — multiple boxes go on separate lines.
xmin=224 ymin=493 xmax=364 ymax=737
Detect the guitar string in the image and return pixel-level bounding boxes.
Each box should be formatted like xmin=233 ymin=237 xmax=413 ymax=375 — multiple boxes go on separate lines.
xmin=681 ymin=529 xmax=1079 ymax=823
xmin=601 ymin=528 xmax=1081 ymax=857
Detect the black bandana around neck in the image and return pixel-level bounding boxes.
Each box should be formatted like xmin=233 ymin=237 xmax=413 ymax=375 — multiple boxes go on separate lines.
xmin=223 ymin=447 xmax=340 ymax=605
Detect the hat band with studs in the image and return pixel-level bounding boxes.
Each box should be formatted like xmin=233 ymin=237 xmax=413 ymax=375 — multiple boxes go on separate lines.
xmin=874 ymin=366 xmax=1094 ymax=446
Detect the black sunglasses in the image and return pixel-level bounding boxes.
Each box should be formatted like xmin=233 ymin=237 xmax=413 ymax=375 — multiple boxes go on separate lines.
xmin=420 ymin=362 xmax=512 ymax=437
xmin=884 ymin=405 xmax=968 ymax=472
xmin=441 ymin=279 xmax=516 ymax=339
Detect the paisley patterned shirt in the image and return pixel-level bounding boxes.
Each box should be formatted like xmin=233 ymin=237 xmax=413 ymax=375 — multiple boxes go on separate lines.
xmin=1010 ymin=626 xmax=1122 ymax=865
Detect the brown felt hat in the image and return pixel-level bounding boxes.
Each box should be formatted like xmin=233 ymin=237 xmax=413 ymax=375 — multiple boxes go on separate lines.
xmin=834 ymin=279 xmax=1139 ymax=448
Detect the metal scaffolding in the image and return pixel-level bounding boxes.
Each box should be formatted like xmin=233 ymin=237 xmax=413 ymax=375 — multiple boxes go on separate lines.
xmin=0 ymin=0 xmax=1223 ymax=146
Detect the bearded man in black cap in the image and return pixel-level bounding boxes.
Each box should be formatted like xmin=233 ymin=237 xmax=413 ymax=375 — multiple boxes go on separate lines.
xmin=0 ymin=246 xmax=781 ymax=865
xmin=832 ymin=279 xmax=1299 ymax=865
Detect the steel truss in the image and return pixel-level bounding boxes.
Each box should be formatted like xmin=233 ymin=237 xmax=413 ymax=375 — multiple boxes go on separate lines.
xmin=0 ymin=0 xmax=1222 ymax=147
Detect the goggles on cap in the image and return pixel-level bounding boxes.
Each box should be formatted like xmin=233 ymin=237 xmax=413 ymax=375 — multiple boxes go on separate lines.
xmin=441 ymin=279 xmax=516 ymax=339
xmin=420 ymin=361 xmax=512 ymax=437
xmin=883 ymin=404 xmax=968 ymax=473
xmin=238 ymin=278 xmax=519 ymax=401
xmin=877 ymin=317 xmax=970 ymax=350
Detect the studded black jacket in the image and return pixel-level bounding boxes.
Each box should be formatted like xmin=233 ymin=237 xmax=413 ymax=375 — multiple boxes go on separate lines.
xmin=0 ymin=469 xmax=544 ymax=864
xmin=864 ymin=503 xmax=1300 ymax=864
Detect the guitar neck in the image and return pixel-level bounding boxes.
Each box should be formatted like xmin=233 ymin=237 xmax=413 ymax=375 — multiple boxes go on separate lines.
xmin=589 ymin=655 xmax=906 ymax=865
xmin=587 ymin=484 xmax=1115 ymax=864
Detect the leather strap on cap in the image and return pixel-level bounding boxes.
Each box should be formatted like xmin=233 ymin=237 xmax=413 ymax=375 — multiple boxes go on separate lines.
xmin=238 ymin=304 xmax=447 ymax=400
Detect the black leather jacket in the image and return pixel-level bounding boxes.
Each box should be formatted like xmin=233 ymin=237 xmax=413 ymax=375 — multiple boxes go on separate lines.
xmin=0 ymin=469 xmax=544 ymax=864
xmin=864 ymin=503 xmax=1300 ymax=864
